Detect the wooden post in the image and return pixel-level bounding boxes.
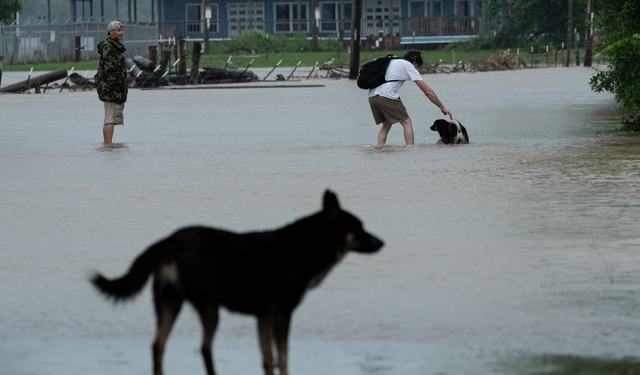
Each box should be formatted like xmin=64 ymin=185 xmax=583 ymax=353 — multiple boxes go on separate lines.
xmin=157 ymin=49 xmax=171 ymax=76
xmin=189 ymin=42 xmax=201 ymax=84
xmin=584 ymin=0 xmax=593 ymax=67
xmin=75 ymin=36 xmax=81 ymax=62
xmin=178 ymin=38 xmax=187 ymax=85
xmin=349 ymin=0 xmax=361 ymax=80
xmin=566 ymin=0 xmax=572 ymax=67
xmin=149 ymin=46 xmax=158 ymax=65
xmin=575 ymin=32 xmax=580 ymax=66
xmin=173 ymin=30 xmax=180 ymax=62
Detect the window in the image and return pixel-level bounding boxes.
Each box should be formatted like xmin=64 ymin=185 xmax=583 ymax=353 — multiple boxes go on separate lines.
xmin=432 ymin=1 xmax=442 ymax=16
xmin=318 ymin=2 xmax=350 ymax=32
xmin=456 ymin=0 xmax=469 ymax=16
xmin=410 ymin=1 xmax=425 ymax=17
xmin=473 ymin=0 xmax=482 ymax=16
xmin=185 ymin=4 xmax=219 ymax=34
xmin=274 ymin=2 xmax=308 ymax=33
xmin=363 ymin=0 xmax=400 ymax=35
xmin=186 ymin=3 xmax=201 ymax=33
xmin=228 ymin=2 xmax=265 ymax=35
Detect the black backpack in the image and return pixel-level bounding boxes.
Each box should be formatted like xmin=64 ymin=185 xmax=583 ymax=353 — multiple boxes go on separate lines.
xmin=356 ymin=55 xmax=401 ymax=89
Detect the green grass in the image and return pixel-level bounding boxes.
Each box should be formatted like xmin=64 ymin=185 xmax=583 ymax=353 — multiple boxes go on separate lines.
xmin=3 ymin=49 xmax=497 ymax=71
xmin=3 ymin=60 xmax=100 ymax=72
xmin=3 ymin=48 xmax=596 ymax=72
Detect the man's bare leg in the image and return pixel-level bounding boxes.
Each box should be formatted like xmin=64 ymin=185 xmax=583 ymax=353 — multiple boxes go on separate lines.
xmin=103 ymin=123 xmax=115 ymax=144
xmin=400 ymin=118 xmax=414 ymax=145
xmin=377 ymin=121 xmax=393 ymax=145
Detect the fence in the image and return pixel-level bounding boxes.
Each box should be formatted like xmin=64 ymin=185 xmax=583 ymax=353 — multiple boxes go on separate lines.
xmin=0 ymin=20 xmax=158 ymax=64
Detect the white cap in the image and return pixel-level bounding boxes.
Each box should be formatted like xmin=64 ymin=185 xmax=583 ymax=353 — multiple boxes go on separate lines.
xmin=107 ymin=21 xmax=123 ymax=35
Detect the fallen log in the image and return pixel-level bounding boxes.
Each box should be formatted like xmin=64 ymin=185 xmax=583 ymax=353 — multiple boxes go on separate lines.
xmin=125 ymin=58 xmax=142 ymax=77
xmin=200 ymin=66 xmax=259 ymax=84
xmin=69 ymin=72 xmax=94 ymax=88
xmin=133 ymin=55 xmax=157 ymax=71
xmin=0 ymin=68 xmax=68 ymax=93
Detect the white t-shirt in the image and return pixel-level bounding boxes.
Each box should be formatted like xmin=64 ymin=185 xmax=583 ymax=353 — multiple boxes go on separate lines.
xmin=368 ymin=58 xmax=424 ymax=100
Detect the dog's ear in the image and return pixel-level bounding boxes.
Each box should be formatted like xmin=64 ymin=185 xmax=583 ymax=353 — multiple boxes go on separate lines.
xmin=461 ymin=124 xmax=469 ymax=142
xmin=432 ymin=119 xmax=448 ymax=130
xmin=323 ymin=190 xmax=340 ymax=219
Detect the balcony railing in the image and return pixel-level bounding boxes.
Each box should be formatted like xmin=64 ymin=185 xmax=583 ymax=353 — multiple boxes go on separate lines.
xmin=160 ymin=16 xmax=486 ymax=40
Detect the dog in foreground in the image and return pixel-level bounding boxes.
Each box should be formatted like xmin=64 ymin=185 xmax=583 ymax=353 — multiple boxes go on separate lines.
xmin=430 ymin=119 xmax=469 ymax=144
xmin=91 ymin=190 xmax=384 ymax=375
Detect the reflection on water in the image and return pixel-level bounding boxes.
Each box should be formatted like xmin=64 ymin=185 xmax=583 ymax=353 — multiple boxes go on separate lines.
xmin=98 ymin=143 xmax=128 ymax=152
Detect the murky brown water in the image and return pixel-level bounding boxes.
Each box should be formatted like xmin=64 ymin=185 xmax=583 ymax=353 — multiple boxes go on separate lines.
xmin=1 ymin=66 xmax=639 ymax=375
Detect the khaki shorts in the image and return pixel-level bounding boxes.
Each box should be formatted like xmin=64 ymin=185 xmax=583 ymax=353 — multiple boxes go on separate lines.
xmin=368 ymin=95 xmax=409 ymax=125
xmin=104 ymin=101 xmax=124 ymax=126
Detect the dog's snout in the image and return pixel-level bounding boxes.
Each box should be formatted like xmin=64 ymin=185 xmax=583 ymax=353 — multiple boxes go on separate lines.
xmin=369 ymin=235 xmax=384 ymax=252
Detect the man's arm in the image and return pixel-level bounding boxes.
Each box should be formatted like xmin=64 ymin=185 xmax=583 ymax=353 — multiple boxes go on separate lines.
xmin=415 ymin=80 xmax=452 ymax=119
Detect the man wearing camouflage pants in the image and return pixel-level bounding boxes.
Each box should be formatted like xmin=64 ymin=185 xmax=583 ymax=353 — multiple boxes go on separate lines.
xmin=96 ymin=21 xmax=127 ymax=144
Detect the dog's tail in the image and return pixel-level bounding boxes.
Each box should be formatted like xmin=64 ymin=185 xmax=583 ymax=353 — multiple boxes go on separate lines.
xmin=90 ymin=239 xmax=172 ymax=302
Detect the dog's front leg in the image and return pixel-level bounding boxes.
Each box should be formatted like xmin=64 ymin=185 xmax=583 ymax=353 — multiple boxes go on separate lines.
xmin=273 ymin=312 xmax=291 ymax=375
xmin=257 ymin=315 xmax=276 ymax=375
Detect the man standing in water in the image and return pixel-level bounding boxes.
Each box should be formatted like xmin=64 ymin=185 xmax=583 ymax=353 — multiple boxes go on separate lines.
xmin=369 ymin=49 xmax=452 ymax=145
xmin=97 ymin=21 xmax=127 ymax=144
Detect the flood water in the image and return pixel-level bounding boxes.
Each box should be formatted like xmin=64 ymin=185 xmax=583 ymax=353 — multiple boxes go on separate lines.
xmin=1 ymin=66 xmax=639 ymax=375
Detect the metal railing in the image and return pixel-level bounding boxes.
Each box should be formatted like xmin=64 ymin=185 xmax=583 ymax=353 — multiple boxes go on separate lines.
xmin=0 ymin=19 xmax=158 ymax=64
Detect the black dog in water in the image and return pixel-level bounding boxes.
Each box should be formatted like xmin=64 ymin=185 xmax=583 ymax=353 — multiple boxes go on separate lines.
xmin=430 ymin=119 xmax=469 ymax=144
xmin=91 ymin=190 xmax=383 ymax=375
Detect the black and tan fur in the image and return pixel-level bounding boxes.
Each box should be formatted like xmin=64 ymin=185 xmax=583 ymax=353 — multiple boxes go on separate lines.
xmin=91 ymin=190 xmax=383 ymax=375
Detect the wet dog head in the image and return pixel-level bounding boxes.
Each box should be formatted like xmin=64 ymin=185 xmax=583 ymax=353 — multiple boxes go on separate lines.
xmin=430 ymin=119 xmax=469 ymax=145
xmin=322 ymin=190 xmax=384 ymax=254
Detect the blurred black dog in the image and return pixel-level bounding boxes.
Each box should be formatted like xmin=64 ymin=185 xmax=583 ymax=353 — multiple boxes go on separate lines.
xmin=91 ymin=190 xmax=384 ymax=375
xmin=430 ymin=119 xmax=469 ymax=145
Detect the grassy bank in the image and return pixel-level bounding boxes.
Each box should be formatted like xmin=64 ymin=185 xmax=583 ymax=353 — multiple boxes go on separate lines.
xmin=3 ymin=49 xmax=496 ymax=71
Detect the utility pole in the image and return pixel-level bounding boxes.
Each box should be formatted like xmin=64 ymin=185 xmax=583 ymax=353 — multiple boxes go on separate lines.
xmin=349 ymin=0 xmax=361 ymax=79
xmin=14 ymin=0 xmax=19 ymax=63
xmin=70 ymin=0 xmax=76 ymax=20
xmin=584 ymin=0 xmax=593 ymax=67
xmin=312 ymin=0 xmax=318 ymax=52
xmin=566 ymin=0 xmax=573 ymax=67
xmin=202 ymin=0 xmax=210 ymax=53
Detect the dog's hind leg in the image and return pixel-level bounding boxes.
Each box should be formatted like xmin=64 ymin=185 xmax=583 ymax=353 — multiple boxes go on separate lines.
xmin=257 ymin=315 xmax=276 ymax=375
xmin=273 ymin=312 xmax=292 ymax=375
xmin=152 ymin=280 xmax=184 ymax=375
xmin=197 ymin=306 xmax=219 ymax=375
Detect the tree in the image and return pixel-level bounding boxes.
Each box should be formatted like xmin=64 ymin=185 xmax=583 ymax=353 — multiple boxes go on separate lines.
xmin=0 ymin=0 xmax=22 ymax=22
xmin=588 ymin=0 xmax=640 ymax=130
xmin=484 ymin=0 xmax=585 ymax=47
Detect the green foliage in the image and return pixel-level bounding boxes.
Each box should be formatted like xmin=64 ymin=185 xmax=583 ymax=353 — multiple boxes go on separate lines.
xmin=208 ymin=29 xmax=343 ymax=55
xmin=483 ymin=0 xmax=584 ymax=48
xmin=525 ymin=36 xmax=553 ymax=53
xmin=0 ymin=0 xmax=22 ymax=22
xmin=589 ymin=0 xmax=640 ymax=131
xmin=444 ymin=32 xmax=498 ymax=51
